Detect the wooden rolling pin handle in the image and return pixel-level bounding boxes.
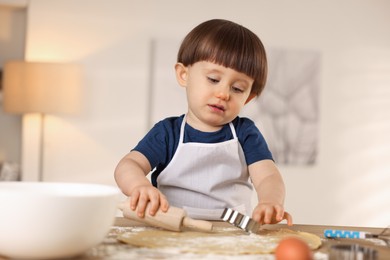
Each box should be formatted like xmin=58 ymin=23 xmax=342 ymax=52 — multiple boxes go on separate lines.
xmin=182 ymin=217 xmax=213 ymax=232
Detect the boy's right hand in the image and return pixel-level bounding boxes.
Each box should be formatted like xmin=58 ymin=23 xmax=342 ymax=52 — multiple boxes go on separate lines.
xmin=129 ymin=184 xmax=169 ymax=218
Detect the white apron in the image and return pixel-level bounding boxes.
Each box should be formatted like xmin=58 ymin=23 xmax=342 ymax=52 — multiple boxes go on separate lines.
xmin=157 ymin=115 xmax=253 ymax=220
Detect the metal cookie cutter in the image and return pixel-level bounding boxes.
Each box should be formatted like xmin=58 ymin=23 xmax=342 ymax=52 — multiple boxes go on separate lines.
xmin=220 ymin=208 xmax=260 ymax=233
xmin=330 ymin=244 xmax=378 ymax=260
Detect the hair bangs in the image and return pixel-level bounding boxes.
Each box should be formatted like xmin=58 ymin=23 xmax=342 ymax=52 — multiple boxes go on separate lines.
xmin=210 ymin=30 xmax=263 ymax=82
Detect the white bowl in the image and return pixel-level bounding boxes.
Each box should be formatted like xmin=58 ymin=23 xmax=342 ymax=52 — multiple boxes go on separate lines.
xmin=0 ymin=182 xmax=120 ymax=259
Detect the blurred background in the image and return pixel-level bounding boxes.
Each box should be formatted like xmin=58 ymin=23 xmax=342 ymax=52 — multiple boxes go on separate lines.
xmin=0 ymin=0 xmax=389 ymax=227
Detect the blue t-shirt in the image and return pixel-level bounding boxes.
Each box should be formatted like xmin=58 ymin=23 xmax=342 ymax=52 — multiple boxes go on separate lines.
xmin=133 ymin=114 xmax=273 ymax=186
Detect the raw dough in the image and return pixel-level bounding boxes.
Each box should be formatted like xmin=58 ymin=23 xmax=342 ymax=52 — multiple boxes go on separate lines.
xmin=117 ymin=226 xmax=321 ymax=255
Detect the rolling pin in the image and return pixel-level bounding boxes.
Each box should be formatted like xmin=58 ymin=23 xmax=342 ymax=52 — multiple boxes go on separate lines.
xmin=118 ymin=200 xmax=213 ymax=232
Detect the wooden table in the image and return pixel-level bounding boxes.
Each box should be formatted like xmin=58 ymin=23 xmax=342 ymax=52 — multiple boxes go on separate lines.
xmin=2 ymin=217 xmax=385 ymax=259
xmin=73 ymin=217 xmax=389 ymax=259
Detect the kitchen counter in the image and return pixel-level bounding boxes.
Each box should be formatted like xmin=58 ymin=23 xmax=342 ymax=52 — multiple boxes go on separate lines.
xmin=77 ymin=218 xmax=389 ymax=260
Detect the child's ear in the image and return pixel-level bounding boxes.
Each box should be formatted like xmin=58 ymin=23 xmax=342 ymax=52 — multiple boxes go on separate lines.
xmin=175 ymin=63 xmax=188 ymax=87
xmin=245 ymin=93 xmax=257 ymax=104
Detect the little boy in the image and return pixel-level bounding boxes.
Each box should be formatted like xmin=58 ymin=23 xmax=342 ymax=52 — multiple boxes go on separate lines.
xmin=115 ymin=19 xmax=292 ymax=226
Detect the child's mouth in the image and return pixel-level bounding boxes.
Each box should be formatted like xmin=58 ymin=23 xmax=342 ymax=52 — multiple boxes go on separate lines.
xmin=209 ymin=104 xmax=225 ymax=112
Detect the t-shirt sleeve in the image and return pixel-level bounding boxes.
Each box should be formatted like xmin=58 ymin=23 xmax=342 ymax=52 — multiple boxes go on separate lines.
xmin=132 ymin=120 xmax=171 ymax=170
xmin=238 ymin=118 xmax=273 ymax=165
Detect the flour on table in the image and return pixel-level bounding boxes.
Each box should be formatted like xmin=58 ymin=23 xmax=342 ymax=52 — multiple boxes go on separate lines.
xmin=117 ymin=226 xmax=322 ymax=255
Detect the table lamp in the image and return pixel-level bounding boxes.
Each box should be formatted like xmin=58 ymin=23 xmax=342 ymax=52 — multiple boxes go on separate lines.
xmin=2 ymin=61 xmax=82 ymax=181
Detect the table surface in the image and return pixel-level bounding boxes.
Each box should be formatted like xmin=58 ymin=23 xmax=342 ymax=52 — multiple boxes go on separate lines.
xmin=2 ymin=218 xmax=387 ymax=259
xmin=75 ymin=217 xmax=389 ymax=260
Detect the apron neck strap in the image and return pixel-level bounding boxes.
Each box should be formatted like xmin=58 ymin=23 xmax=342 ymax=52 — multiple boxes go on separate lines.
xmin=180 ymin=114 xmax=238 ymax=142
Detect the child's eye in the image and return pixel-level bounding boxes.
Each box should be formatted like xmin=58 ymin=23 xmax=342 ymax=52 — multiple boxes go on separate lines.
xmin=207 ymin=77 xmax=219 ymax=83
xmin=232 ymin=86 xmax=244 ymax=93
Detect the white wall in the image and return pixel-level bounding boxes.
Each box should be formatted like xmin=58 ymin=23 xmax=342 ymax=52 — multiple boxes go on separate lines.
xmin=21 ymin=0 xmax=390 ymax=227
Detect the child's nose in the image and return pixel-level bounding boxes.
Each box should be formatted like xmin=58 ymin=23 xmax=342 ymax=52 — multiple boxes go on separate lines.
xmin=216 ymin=87 xmax=230 ymax=101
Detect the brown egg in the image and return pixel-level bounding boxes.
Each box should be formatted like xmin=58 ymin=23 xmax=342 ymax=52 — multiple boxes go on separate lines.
xmin=275 ymin=237 xmax=313 ymax=260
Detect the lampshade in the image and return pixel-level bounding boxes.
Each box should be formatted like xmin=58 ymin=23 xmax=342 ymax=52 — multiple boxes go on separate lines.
xmin=2 ymin=61 xmax=82 ymax=114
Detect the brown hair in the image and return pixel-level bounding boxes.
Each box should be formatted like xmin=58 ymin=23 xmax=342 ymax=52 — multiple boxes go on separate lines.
xmin=177 ymin=19 xmax=267 ymax=96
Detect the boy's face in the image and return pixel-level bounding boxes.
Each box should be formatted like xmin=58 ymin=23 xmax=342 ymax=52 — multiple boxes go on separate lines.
xmin=175 ymin=61 xmax=254 ymax=131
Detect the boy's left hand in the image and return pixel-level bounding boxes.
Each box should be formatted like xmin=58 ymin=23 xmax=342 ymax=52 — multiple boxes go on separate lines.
xmin=252 ymin=202 xmax=293 ymax=226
